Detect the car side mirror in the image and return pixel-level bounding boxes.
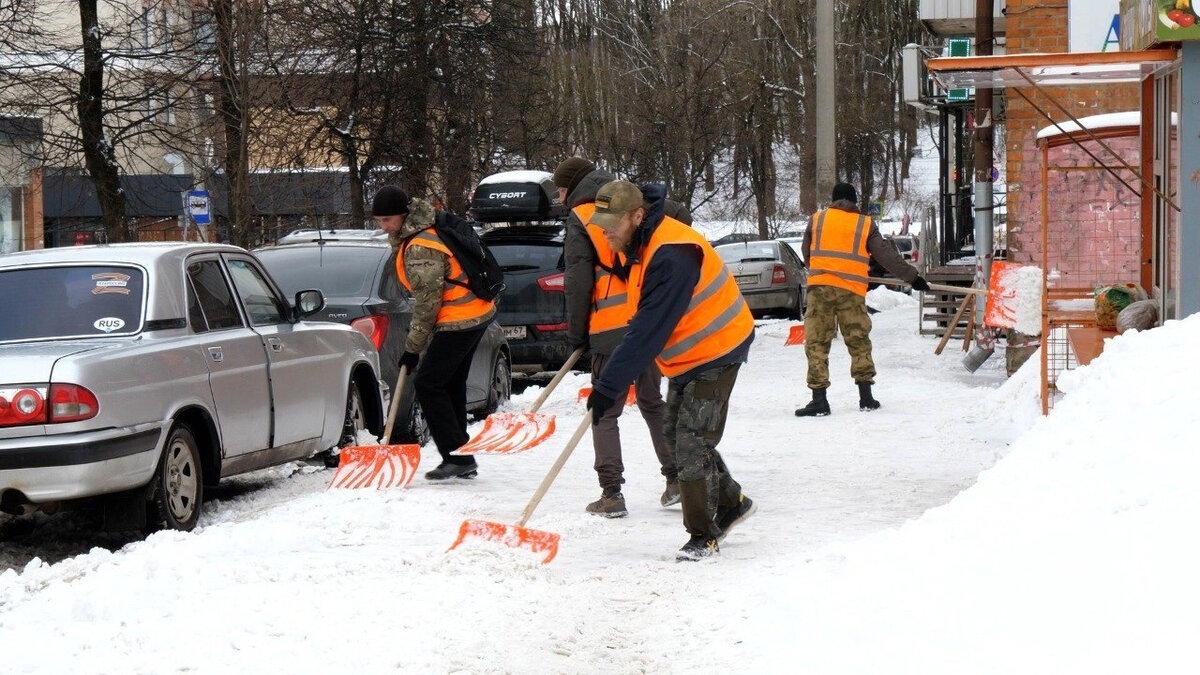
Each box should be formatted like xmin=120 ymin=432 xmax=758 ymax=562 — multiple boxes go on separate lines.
xmin=294 ymin=289 xmax=326 ymax=319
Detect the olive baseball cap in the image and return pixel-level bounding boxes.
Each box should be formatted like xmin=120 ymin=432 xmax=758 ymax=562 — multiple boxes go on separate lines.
xmin=589 ymin=180 xmax=644 ymax=229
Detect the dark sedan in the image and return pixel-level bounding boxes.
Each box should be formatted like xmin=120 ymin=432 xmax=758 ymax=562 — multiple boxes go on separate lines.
xmin=255 ymin=240 xmax=511 ymax=445
xmin=479 ymin=224 xmax=573 ymax=374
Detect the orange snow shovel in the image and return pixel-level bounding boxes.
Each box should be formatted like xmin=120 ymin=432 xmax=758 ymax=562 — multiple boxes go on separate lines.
xmin=452 ymin=347 xmax=584 ymax=456
xmin=448 ymin=411 xmax=593 ymax=563
xmin=785 ymin=324 xmax=806 ymax=346
xmin=575 ymin=384 xmax=637 ymax=405
xmin=328 ymin=366 xmax=421 ymax=489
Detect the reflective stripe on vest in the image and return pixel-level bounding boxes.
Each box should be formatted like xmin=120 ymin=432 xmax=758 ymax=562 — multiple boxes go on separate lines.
xmin=576 ymin=203 xmax=633 ymax=338
xmin=807 ymin=209 xmax=871 ymax=296
xmin=628 ymin=217 xmax=754 ymax=378
xmin=396 ymin=228 xmax=495 ymax=325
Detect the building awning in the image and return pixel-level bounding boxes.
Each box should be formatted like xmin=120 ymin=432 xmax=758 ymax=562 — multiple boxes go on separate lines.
xmin=925 ymin=49 xmax=1179 ymax=90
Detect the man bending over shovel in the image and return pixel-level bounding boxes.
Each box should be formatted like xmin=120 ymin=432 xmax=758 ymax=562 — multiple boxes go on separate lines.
xmin=585 ymin=180 xmax=757 ymax=561
xmin=373 ymin=187 xmax=497 ymax=481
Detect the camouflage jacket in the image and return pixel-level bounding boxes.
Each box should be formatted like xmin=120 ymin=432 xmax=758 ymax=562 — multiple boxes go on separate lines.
xmin=389 ymin=198 xmax=496 ymax=354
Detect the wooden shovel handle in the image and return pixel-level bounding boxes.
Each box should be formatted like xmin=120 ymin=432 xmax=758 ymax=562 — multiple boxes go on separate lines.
xmin=527 ymin=347 xmax=585 ymax=414
xmin=381 ymin=365 xmax=411 ymax=442
xmin=865 ymin=276 xmax=987 ymax=296
xmin=516 ymin=411 xmax=592 ymax=528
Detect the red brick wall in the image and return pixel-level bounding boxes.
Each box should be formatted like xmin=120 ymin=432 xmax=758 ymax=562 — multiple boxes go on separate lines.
xmin=1003 ymin=0 xmax=1141 ymax=266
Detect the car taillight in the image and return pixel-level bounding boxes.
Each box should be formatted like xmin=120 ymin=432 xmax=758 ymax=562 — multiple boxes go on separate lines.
xmin=772 ymin=265 xmax=787 ymax=284
xmin=351 ymin=315 xmax=389 ymax=351
xmin=48 ymin=384 xmax=99 ymax=423
xmin=534 ymin=322 xmax=568 ymax=332
xmin=537 ymin=272 xmax=565 ymax=292
xmin=0 ymin=387 xmax=47 ymax=427
xmin=912 ymin=250 xmax=919 ymax=263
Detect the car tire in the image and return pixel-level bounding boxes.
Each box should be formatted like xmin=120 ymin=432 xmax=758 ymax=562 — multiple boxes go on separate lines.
xmin=480 ymin=352 xmax=512 ymax=417
xmin=146 ymin=424 xmax=203 ymax=532
xmin=391 ymin=394 xmax=431 ymax=446
xmin=322 ymin=378 xmax=367 ymax=468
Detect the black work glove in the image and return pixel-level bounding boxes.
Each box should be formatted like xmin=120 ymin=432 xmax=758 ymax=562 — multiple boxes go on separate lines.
xmin=911 ymin=276 xmax=931 ymax=292
xmin=398 ymin=351 xmax=420 ymax=373
xmin=586 ymin=389 xmax=617 ymax=426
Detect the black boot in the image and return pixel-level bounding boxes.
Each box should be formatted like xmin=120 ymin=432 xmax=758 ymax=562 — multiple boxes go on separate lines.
xmin=794 ymin=388 xmax=830 ymax=417
xmin=858 ymin=382 xmax=881 ymax=411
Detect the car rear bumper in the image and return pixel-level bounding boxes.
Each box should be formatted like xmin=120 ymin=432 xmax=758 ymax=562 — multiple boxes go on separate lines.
xmin=740 ymin=288 xmax=797 ymax=311
xmin=0 ymin=425 xmax=162 ymax=503
xmin=508 ymin=337 xmax=573 ymax=373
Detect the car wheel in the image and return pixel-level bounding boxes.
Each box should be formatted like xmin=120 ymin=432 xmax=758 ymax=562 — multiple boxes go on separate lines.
xmin=391 ymin=394 xmax=431 ymax=446
xmin=322 ymin=378 xmax=367 ymax=468
xmin=480 ymin=353 xmax=512 ymax=417
xmin=147 ymin=424 xmax=203 ymax=532
xmin=789 ymin=287 xmax=806 ymax=320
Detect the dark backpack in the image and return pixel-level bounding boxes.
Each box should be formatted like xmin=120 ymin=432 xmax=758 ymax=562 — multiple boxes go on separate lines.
xmin=431 ymin=213 xmax=506 ymax=301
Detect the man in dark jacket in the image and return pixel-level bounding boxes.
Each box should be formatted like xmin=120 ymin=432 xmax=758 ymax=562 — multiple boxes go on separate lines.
xmin=585 ymin=180 xmax=756 ymax=561
xmin=556 ymin=157 xmax=678 ymax=517
xmin=795 ymin=182 xmax=929 ymax=417
xmin=372 ymin=186 xmax=497 ymax=480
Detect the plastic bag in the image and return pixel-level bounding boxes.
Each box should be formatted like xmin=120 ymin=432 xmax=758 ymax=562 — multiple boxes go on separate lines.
xmin=1095 ymin=284 xmax=1147 ymax=329
xmin=1116 ymin=299 xmax=1158 ymax=334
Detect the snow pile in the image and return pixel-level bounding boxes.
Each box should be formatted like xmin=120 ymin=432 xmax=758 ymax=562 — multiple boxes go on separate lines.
xmin=1010 ymin=264 xmax=1044 ymax=335
xmin=749 ymin=314 xmax=1200 ymax=672
xmin=866 ymin=286 xmax=918 ymax=312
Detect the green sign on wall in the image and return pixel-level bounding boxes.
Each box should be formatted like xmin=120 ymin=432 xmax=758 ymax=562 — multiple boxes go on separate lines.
xmin=946 ymin=38 xmax=971 ymax=103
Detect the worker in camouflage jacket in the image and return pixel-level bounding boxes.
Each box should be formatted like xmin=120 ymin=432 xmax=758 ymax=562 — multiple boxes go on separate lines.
xmin=372 ymin=187 xmax=497 ymax=481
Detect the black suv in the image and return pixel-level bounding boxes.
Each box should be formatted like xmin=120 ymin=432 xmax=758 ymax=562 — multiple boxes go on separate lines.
xmin=255 ymin=239 xmax=511 ymax=444
xmin=472 ymin=170 xmax=573 ymax=375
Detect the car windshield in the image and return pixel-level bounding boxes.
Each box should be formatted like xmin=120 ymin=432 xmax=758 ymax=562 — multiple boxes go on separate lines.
xmin=256 ymin=247 xmax=387 ymax=297
xmin=0 ymin=265 xmax=145 ymax=342
xmin=716 ymin=242 xmax=778 ymax=263
xmin=487 ymin=243 xmax=562 ymax=272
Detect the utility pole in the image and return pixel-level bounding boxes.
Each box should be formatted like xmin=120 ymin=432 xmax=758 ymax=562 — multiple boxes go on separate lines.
xmin=815 ymin=0 xmax=835 ymax=205
xmin=964 ymin=0 xmax=996 ymax=371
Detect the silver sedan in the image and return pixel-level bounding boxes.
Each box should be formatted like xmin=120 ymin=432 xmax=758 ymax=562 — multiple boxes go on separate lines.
xmin=716 ymin=239 xmax=808 ymax=319
xmin=0 ymin=243 xmax=385 ymax=531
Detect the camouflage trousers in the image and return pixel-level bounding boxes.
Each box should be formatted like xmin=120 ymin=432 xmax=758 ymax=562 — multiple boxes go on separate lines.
xmin=803 ymin=285 xmax=875 ymax=389
xmin=665 ymin=363 xmax=745 ymax=538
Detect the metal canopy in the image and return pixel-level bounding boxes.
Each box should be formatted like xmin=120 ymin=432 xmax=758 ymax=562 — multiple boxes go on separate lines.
xmin=926 ymin=49 xmax=1179 ymax=90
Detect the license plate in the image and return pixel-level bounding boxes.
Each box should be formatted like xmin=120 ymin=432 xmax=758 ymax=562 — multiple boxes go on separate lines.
xmin=503 ymin=325 xmax=527 ymax=340
xmin=735 ymin=275 xmax=757 ymax=286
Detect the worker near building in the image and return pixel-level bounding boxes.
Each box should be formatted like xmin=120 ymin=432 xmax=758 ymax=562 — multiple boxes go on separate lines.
xmin=795 ymin=182 xmax=930 ymax=417
xmin=371 ymin=186 xmax=497 ymax=480
xmin=585 ymin=180 xmax=756 ymax=561
xmin=555 ymin=157 xmax=680 ymax=517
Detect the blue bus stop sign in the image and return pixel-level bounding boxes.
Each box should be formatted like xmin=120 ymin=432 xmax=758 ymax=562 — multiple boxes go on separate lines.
xmin=186 ymin=190 xmax=210 ymax=225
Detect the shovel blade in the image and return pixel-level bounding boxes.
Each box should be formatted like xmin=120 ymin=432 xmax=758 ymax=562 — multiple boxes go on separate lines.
xmin=447 ymin=518 xmax=561 ymax=563
xmin=451 ymin=412 xmax=556 ymax=455
xmin=328 ymin=443 xmax=421 ymax=489
xmin=575 ymin=385 xmax=638 ymax=405
xmin=785 ymin=323 xmax=806 ymax=346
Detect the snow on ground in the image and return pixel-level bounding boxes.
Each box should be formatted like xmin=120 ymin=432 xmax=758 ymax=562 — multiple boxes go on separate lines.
xmin=2 ymin=301 xmax=1197 ymax=673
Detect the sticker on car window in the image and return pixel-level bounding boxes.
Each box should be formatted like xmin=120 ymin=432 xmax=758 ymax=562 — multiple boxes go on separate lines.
xmin=92 ymin=272 xmax=131 ymax=295
xmin=94 ymin=317 xmax=126 ymax=333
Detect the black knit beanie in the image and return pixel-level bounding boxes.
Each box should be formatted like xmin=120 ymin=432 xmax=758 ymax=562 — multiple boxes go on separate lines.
xmin=832 ymin=182 xmax=858 ymax=203
xmin=552 ymin=157 xmax=596 ymax=196
xmin=371 ymin=186 xmax=410 ymax=216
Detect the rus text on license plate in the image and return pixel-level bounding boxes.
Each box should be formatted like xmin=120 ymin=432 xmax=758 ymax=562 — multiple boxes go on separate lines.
xmin=735 ymin=275 xmax=757 ymax=286
xmin=503 ymin=325 xmax=527 ymax=340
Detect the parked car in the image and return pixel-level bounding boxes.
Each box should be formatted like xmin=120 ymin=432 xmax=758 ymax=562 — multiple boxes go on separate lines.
xmin=709 ymin=232 xmax=762 ymax=247
xmin=887 ymin=234 xmax=919 ymax=263
xmin=254 ymin=240 xmax=511 ymax=444
xmin=715 ymin=239 xmax=808 ymax=319
xmin=275 ymin=228 xmax=388 ymax=245
xmin=869 ymin=237 xmax=904 ymax=288
xmin=0 ymin=243 xmax=386 ymax=531
xmin=471 ymin=170 xmax=573 ymax=375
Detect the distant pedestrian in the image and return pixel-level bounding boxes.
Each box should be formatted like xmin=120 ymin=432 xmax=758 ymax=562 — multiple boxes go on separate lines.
xmin=585 ymin=180 xmax=756 ymax=561
xmin=372 ymin=186 xmax=497 ymax=480
xmin=556 ymin=157 xmax=683 ymax=517
xmin=795 ymin=182 xmax=929 ymax=417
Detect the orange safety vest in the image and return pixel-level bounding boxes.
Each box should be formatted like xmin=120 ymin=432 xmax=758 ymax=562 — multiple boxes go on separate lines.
xmin=627 ymin=217 xmax=754 ymax=378
xmin=806 ymin=208 xmax=872 ymax=297
xmin=397 ymin=228 xmax=495 ymax=325
xmin=574 ymin=203 xmax=634 ymax=341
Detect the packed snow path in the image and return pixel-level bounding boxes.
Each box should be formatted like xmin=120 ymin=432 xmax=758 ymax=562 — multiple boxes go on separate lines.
xmin=2 ymin=294 xmax=1037 ymax=672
